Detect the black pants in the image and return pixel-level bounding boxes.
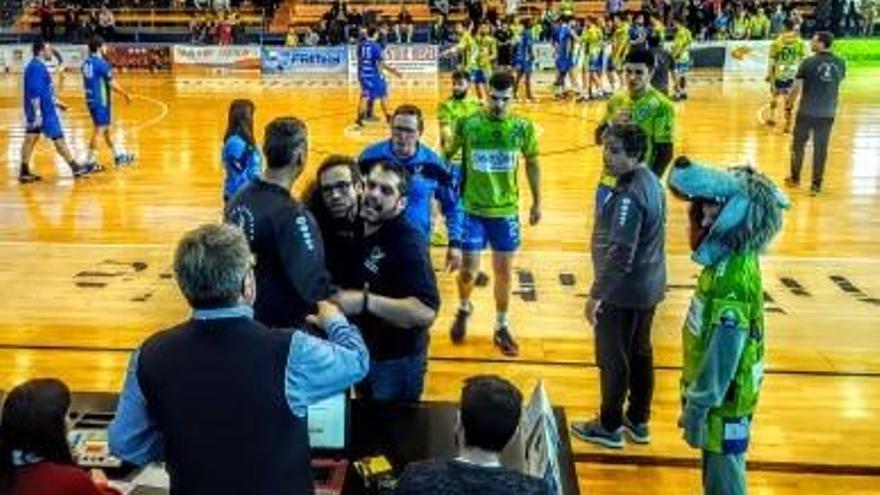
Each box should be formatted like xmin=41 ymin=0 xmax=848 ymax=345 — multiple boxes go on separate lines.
xmin=790 ymin=114 xmax=835 ymax=189
xmin=595 ymin=303 xmax=657 ymax=430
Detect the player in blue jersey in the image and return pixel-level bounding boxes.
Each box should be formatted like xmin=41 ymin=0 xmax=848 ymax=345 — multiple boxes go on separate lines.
xmin=513 ymin=17 xmax=537 ymax=101
xmin=553 ymin=17 xmax=577 ymax=99
xmin=357 ymin=104 xmax=462 ymax=264
xmin=356 ymin=26 xmax=402 ymax=128
xmin=19 ymin=40 xmax=96 ymax=183
xmin=82 ymin=38 xmax=135 ymax=168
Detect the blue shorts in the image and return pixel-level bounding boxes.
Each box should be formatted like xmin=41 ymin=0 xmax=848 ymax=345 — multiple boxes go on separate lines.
xmin=360 ymin=77 xmax=388 ymax=100
xmin=773 ymin=79 xmax=794 ymax=93
xmin=25 ymin=117 xmax=64 ymax=140
xmin=88 ymin=105 xmax=111 ymax=127
xmin=675 ymin=61 xmax=691 ymax=74
xmin=589 ymin=54 xmax=604 ymax=73
xmin=514 ymin=61 xmax=534 ymax=74
xmin=556 ymin=58 xmax=574 ymax=73
xmin=471 ymin=69 xmax=487 ymax=84
xmin=461 ymin=213 xmax=520 ymax=252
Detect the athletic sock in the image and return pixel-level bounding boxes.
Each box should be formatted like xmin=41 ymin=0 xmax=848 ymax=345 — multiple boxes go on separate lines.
xmin=495 ymin=312 xmax=509 ymax=330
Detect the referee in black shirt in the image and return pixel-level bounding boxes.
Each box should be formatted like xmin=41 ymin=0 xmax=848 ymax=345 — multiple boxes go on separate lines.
xmin=226 ymin=117 xmax=332 ymax=328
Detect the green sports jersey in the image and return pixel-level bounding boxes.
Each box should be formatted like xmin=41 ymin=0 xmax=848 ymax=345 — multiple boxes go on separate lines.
xmin=731 ymin=15 xmax=750 ymax=38
xmin=611 ymin=24 xmax=630 ymax=62
xmin=437 ymin=96 xmax=482 ymax=163
xmin=580 ymin=25 xmax=604 ymax=58
xmin=458 ymin=33 xmax=478 ymax=70
xmin=682 ymin=251 xmax=765 ymax=454
xmin=748 ymin=14 xmax=770 ymax=38
xmin=672 ymin=26 xmax=693 ymax=62
xmin=769 ymin=32 xmax=806 ymax=81
xmin=476 ymin=35 xmax=497 ymax=71
xmin=451 ymin=111 xmax=539 ymax=217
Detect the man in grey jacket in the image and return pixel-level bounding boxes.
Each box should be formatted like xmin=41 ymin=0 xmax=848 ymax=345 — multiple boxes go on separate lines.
xmin=571 ymin=122 xmax=667 ymax=449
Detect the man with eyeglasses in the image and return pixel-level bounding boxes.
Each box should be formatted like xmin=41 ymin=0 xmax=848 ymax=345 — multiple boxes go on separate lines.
xmin=444 ymin=71 xmax=542 ymax=357
xmin=331 ymin=162 xmax=440 ymax=402
xmin=594 ymin=48 xmax=675 ymax=205
xmin=358 ymin=104 xmax=462 ymax=262
xmin=306 ymin=154 xmax=363 ymax=288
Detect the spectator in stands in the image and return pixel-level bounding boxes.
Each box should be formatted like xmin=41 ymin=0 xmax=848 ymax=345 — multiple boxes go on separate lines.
xmin=306 ymin=155 xmax=363 ymax=287
xmin=38 ymin=0 xmax=56 ymax=42
xmin=771 ymin=3 xmax=787 ymax=35
xmin=347 ymin=7 xmax=364 ymax=42
xmin=379 ymin=21 xmax=397 ymax=45
xmin=750 ymin=7 xmax=771 ymax=39
xmin=395 ymin=375 xmax=549 ymax=494
xmin=0 ymin=378 xmax=122 ymax=495
xmin=285 ymin=24 xmax=299 ymax=46
xmin=64 ymin=3 xmax=79 ymax=42
xmin=221 ymin=99 xmax=262 ymax=204
xmin=466 ymin=0 xmax=485 ymax=26
xmin=331 ymin=161 xmax=440 ymax=402
xmin=432 ymin=13 xmax=454 ymax=43
xmin=730 ymin=7 xmax=750 ymax=39
xmin=98 ymin=4 xmax=115 ymax=41
xmin=217 ymin=11 xmax=234 ymax=45
xmin=396 ymin=5 xmax=415 ymax=43
xmin=231 ymin=12 xmax=245 ymax=44
xmin=863 ymin=0 xmax=877 ymax=35
xmin=225 ymin=117 xmax=333 ymax=329
xmin=189 ymin=14 xmax=206 ymax=44
xmin=303 ymin=25 xmax=320 ymax=46
xmin=109 ymin=223 xmax=368 ymax=495
xmin=485 ymin=0 xmax=500 ymax=26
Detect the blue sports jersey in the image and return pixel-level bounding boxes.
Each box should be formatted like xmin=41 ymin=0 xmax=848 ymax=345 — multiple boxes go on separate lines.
xmin=222 ymin=134 xmax=263 ymax=201
xmin=514 ymin=30 xmax=535 ymax=65
xmin=82 ymin=54 xmax=113 ymax=109
xmin=357 ymin=39 xmax=384 ymax=83
xmin=358 ymin=140 xmax=462 ymax=246
xmin=554 ymin=24 xmax=575 ymax=62
xmin=23 ymin=58 xmax=57 ymax=126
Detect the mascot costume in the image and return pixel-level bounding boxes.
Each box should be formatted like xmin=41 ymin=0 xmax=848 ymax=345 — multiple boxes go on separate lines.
xmin=667 ymin=156 xmax=789 ymax=495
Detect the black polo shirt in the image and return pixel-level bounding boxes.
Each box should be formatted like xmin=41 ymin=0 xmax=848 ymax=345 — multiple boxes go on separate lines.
xmin=225 ymin=179 xmax=332 ymax=328
xmin=346 ymin=215 xmax=440 ymax=361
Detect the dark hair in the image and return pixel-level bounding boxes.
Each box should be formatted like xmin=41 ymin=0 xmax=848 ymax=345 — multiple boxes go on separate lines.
xmin=366 ymin=25 xmax=378 ymax=37
xmin=0 ymin=379 xmax=74 ymax=490
xmin=88 ymin=36 xmax=104 ymax=54
xmin=604 ymin=123 xmax=648 ymax=161
xmin=815 ymin=31 xmax=833 ymax=48
xmin=647 ymin=32 xmax=661 ymax=48
xmin=224 ymin=99 xmax=257 ymax=148
xmin=392 ymin=104 xmax=424 ymax=133
xmin=783 ymin=19 xmax=795 ymax=30
xmin=488 ymin=70 xmax=515 ymax=92
xmin=460 ymin=375 xmax=523 ymax=452
xmin=263 ymin=117 xmax=308 ymax=170
xmin=32 ymin=39 xmax=46 ymax=56
xmin=364 ymin=161 xmax=410 ymax=196
xmin=317 ymin=154 xmax=361 ymax=186
xmin=625 ymin=48 xmax=656 ymax=69
xmin=452 ymin=69 xmax=471 ymax=83
xmin=521 ymin=17 xmax=532 ymax=28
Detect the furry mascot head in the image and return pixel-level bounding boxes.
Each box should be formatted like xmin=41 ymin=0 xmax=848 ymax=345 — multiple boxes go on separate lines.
xmin=667 ymin=156 xmax=790 ymax=266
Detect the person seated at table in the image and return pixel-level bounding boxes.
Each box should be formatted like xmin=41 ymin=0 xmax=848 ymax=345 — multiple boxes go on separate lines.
xmin=108 ymin=223 xmax=369 ymax=495
xmin=395 ymin=375 xmax=549 ymax=494
xmin=0 ymin=378 xmax=122 ymax=495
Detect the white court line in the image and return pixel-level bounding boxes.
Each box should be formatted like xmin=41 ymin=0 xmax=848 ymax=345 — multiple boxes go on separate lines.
xmin=130 ymin=94 xmax=169 ymax=132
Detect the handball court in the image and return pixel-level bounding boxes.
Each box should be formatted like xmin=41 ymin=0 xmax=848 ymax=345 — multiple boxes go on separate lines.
xmin=1 ymin=69 xmax=879 ymax=494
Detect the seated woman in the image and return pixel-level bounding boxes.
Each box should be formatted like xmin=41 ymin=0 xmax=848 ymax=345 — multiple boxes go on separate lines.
xmin=0 ymin=378 xmax=121 ymax=495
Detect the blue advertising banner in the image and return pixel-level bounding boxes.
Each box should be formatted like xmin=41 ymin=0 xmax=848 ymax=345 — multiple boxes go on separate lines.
xmin=261 ymin=46 xmax=348 ymax=75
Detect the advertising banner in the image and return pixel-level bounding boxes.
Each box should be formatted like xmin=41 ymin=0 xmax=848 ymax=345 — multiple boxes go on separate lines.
xmin=261 ymin=46 xmax=348 ymax=75
xmin=1 ymin=44 xmax=86 ymax=73
xmin=348 ymin=43 xmax=438 ymax=79
xmin=724 ymin=40 xmax=772 ymax=76
xmin=105 ymin=44 xmax=172 ymax=72
xmin=172 ymin=45 xmax=261 ymax=72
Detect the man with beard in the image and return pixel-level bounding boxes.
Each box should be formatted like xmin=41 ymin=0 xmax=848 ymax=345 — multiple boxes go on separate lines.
xmin=306 ymin=154 xmax=363 ymax=287
xmin=358 ymin=104 xmax=462 ymax=260
xmin=332 ymin=162 xmax=441 ymax=402
xmin=438 ymin=71 xmax=482 ymax=168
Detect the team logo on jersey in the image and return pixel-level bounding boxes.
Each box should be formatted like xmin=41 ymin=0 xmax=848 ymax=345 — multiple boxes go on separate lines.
xmin=472 ymin=150 xmax=517 ymax=172
xmin=818 ymin=62 xmax=836 ymax=82
xmin=364 ymin=246 xmax=386 ymax=274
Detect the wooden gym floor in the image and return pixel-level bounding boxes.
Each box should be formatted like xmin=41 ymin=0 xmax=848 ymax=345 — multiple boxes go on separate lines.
xmin=1 ymin=68 xmax=879 ymax=493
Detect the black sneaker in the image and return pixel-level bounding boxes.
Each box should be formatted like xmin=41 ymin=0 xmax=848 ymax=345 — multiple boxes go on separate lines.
xmin=623 ymin=417 xmax=651 ymax=444
xmin=493 ymin=326 xmax=519 ymax=357
xmin=450 ymin=304 xmax=471 ymax=344
xmin=70 ymin=163 xmax=96 ymax=178
xmin=18 ymin=172 xmax=42 ymax=183
xmin=571 ymin=418 xmax=625 ymax=449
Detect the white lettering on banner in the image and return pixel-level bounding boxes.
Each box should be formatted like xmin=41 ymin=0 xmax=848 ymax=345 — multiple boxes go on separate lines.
xmin=1 ymin=44 xmax=87 ymax=73
xmin=347 ymin=44 xmax=438 ymax=79
xmin=472 ymin=150 xmax=517 ymax=173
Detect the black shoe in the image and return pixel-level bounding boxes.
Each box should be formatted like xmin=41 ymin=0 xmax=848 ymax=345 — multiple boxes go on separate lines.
xmin=493 ymin=326 xmax=519 ymax=357
xmin=810 ymin=185 xmax=822 ymax=196
xmin=70 ymin=162 xmax=96 ymax=178
xmin=18 ymin=172 xmax=42 ymax=183
xmin=571 ymin=418 xmax=625 ymax=449
xmin=450 ymin=305 xmax=470 ymax=344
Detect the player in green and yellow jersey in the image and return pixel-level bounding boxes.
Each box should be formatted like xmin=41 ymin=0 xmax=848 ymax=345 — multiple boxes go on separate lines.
xmin=579 ymin=16 xmax=607 ymax=101
xmin=444 ymin=71 xmax=541 ymax=357
xmin=473 ymin=23 xmax=498 ymax=100
xmin=609 ymin=14 xmax=631 ymax=91
xmin=595 ymin=49 xmax=675 ymax=205
xmin=438 ymin=70 xmax=483 ymax=166
xmin=444 ymin=23 xmax=480 ymax=93
xmin=749 ymin=7 xmax=771 ymax=39
xmin=671 ymin=17 xmax=693 ymax=100
xmin=766 ymin=19 xmax=806 ymax=131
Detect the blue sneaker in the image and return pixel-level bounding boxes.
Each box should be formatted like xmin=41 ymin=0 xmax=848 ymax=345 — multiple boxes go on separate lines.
xmin=114 ymin=153 xmax=136 ymax=167
xmin=623 ymin=417 xmax=651 ymax=444
xmin=571 ymin=418 xmax=625 ymax=449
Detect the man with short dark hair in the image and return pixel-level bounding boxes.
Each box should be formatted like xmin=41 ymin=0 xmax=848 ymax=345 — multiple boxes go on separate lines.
xmin=109 ymin=223 xmax=368 ymax=495
xmin=572 ymin=122 xmax=666 ymax=449
xmin=332 ymin=162 xmax=441 ymax=402
xmin=445 ymin=71 xmax=541 ymax=357
xmin=81 ymin=36 xmax=135 ymax=168
xmin=786 ymin=31 xmax=846 ymax=195
xmin=225 ymin=117 xmax=332 ymax=328
xmin=19 ymin=40 xmax=97 ymax=183
xmin=395 ymin=375 xmax=548 ymax=494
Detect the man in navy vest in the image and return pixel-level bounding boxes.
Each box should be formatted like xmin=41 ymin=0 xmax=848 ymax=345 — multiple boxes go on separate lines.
xmin=108 ymin=223 xmax=369 ymax=495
